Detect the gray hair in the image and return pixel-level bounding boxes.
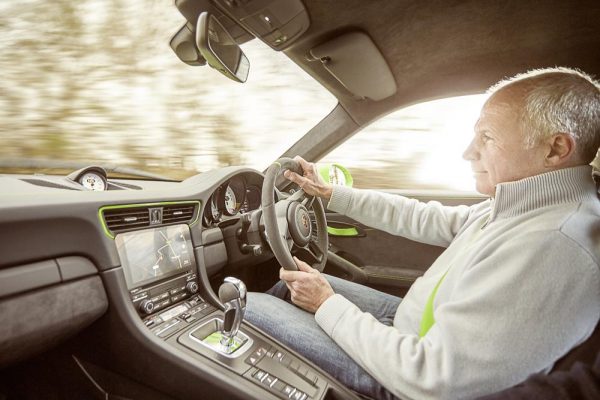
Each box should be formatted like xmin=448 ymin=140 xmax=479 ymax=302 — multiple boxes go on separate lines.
xmin=488 ymin=67 xmax=600 ymax=163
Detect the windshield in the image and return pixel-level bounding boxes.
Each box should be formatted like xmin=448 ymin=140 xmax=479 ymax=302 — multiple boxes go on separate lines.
xmin=0 ymin=0 xmax=336 ymax=180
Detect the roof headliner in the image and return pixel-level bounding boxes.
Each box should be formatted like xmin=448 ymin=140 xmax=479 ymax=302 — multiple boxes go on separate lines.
xmin=282 ymin=0 xmax=600 ymax=126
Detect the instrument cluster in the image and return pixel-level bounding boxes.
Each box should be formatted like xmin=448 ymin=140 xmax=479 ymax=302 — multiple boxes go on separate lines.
xmin=203 ymin=175 xmax=261 ymax=226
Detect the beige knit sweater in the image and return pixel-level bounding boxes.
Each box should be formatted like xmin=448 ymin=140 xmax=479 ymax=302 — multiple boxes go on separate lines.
xmin=316 ymin=166 xmax=600 ymax=400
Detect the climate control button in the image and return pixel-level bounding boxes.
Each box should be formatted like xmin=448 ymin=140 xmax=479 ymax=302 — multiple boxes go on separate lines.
xmin=186 ymin=281 xmax=199 ymax=294
xmin=139 ymin=299 xmax=155 ymax=315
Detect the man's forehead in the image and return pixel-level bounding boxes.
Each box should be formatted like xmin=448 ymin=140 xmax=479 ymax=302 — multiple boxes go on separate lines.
xmin=475 ymin=93 xmax=522 ymax=134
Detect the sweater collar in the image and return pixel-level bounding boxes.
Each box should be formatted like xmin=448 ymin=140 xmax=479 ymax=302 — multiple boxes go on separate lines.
xmin=489 ymin=166 xmax=597 ymax=221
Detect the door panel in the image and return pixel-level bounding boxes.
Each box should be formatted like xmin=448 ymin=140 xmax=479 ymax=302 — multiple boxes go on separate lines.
xmin=324 ymin=191 xmax=485 ymax=296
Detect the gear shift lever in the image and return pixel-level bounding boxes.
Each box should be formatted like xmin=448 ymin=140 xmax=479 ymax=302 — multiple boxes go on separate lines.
xmin=218 ymin=277 xmax=247 ymax=348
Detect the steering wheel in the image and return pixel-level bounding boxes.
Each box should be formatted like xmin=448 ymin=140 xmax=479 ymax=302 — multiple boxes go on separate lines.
xmin=261 ymin=158 xmax=328 ymax=271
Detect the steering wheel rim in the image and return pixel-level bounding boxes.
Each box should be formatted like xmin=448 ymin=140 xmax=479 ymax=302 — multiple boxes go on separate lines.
xmin=261 ymin=158 xmax=328 ymax=271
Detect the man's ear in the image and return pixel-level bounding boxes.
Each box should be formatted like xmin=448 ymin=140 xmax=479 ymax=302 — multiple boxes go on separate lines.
xmin=544 ymin=133 xmax=576 ymax=166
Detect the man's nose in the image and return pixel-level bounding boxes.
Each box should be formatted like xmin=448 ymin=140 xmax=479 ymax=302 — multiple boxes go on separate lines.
xmin=462 ymin=138 xmax=478 ymax=161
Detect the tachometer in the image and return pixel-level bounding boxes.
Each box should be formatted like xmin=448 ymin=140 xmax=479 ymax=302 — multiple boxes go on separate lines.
xmin=218 ymin=177 xmax=246 ymax=216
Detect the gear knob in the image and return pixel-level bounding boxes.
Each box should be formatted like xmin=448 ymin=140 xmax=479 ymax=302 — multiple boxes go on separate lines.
xmin=218 ymin=277 xmax=246 ymax=342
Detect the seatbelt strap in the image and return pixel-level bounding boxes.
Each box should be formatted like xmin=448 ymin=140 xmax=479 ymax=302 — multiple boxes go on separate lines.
xmin=418 ymin=268 xmax=450 ymax=338
xmin=418 ymin=215 xmax=491 ymax=338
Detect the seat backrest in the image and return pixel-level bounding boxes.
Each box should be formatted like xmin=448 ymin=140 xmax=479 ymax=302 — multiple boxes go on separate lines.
xmin=551 ymin=320 xmax=600 ymax=371
xmin=552 ymin=154 xmax=600 ymax=371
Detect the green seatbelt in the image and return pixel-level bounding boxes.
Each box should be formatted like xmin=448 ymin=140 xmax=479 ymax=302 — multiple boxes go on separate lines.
xmin=418 ymin=216 xmax=490 ymax=338
xmin=418 ymin=269 xmax=450 ymax=338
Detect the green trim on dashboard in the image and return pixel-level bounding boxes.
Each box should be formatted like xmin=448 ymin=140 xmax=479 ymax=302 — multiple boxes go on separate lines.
xmin=98 ymin=200 xmax=201 ymax=239
xmin=326 ymin=226 xmax=359 ymax=237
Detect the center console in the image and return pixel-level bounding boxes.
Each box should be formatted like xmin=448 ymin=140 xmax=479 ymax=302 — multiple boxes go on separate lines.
xmin=115 ymin=223 xmax=350 ymax=400
xmin=115 ymin=224 xmax=217 ymax=336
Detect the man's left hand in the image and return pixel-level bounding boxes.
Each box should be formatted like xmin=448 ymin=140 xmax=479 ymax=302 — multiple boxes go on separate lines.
xmin=280 ymin=257 xmax=335 ymax=313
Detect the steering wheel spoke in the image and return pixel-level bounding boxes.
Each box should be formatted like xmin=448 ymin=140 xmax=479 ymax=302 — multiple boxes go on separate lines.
xmin=307 ymin=240 xmax=325 ymax=263
xmin=287 ymin=188 xmax=315 ymax=209
xmin=292 ymin=240 xmax=324 ymax=265
xmin=274 ymin=187 xmax=290 ymax=200
xmin=301 ymin=192 xmax=315 ymax=209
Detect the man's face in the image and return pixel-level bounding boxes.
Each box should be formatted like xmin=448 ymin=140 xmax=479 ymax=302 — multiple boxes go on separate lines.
xmin=462 ymin=92 xmax=547 ymax=196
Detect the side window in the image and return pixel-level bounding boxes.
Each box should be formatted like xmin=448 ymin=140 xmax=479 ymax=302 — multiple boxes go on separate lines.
xmin=320 ymin=95 xmax=487 ymax=191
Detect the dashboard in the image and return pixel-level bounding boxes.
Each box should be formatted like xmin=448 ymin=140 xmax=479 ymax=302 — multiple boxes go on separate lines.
xmin=0 ymin=165 xmax=355 ymax=400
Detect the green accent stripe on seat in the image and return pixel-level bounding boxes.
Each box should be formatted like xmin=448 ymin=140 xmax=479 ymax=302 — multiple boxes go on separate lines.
xmin=327 ymin=226 xmax=359 ymax=236
xmin=419 ymin=269 xmax=449 ymax=338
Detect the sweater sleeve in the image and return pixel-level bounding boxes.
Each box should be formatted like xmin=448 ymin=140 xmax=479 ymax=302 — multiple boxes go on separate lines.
xmin=315 ymin=231 xmax=600 ymax=400
xmin=326 ymin=185 xmax=479 ymax=247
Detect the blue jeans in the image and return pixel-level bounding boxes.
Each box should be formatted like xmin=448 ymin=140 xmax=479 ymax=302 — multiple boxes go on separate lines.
xmin=246 ymin=275 xmax=402 ymax=400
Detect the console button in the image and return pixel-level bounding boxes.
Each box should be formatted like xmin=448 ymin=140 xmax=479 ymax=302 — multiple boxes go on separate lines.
xmin=170 ymin=285 xmax=186 ymax=295
xmin=291 ymin=390 xmax=306 ymax=400
xmin=293 ymin=391 xmax=306 ymax=400
xmin=171 ymin=292 xmax=187 ymax=303
xmin=255 ymin=346 xmax=268 ymax=357
xmin=266 ymin=348 xmax=277 ymax=358
xmin=275 ymin=351 xmax=286 ymax=362
xmin=264 ymin=375 xmax=278 ymax=387
xmin=272 ymin=380 xmax=286 ymax=392
xmin=158 ymin=299 xmax=171 ymax=309
xmin=296 ymin=365 xmax=309 ymax=376
xmin=288 ymin=360 xmax=300 ymax=371
xmin=282 ymin=385 xmax=296 ymax=397
xmin=132 ymin=291 xmax=148 ymax=301
xmin=245 ymin=355 xmax=259 ymax=366
xmin=253 ymin=369 xmax=268 ymax=382
xmin=245 ymin=346 xmax=269 ymax=366
xmin=304 ymin=370 xmax=319 ymax=387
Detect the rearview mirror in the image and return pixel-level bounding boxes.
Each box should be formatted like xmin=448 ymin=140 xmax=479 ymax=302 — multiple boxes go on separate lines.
xmin=196 ymin=12 xmax=250 ymax=83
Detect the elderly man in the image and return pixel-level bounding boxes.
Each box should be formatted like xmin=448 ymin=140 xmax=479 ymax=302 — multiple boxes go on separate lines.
xmin=246 ymin=68 xmax=600 ymax=400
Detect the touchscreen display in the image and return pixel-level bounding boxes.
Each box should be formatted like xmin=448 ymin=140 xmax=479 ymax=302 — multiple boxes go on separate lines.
xmin=115 ymin=224 xmax=195 ymax=289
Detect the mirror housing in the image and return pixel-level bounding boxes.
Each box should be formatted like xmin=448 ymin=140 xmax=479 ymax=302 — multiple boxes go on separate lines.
xmin=170 ymin=23 xmax=207 ymax=66
xmin=196 ymin=12 xmax=250 ymax=83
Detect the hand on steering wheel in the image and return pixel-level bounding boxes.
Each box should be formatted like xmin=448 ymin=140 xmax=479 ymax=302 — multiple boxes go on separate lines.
xmin=261 ymin=157 xmax=329 ymax=271
xmin=282 ymin=156 xmax=333 ymax=200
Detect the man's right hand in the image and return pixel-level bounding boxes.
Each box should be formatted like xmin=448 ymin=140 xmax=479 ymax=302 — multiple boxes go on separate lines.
xmin=283 ymin=156 xmax=333 ymax=200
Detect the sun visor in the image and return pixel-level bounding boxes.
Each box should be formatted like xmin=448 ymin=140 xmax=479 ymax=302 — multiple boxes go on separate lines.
xmin=310 ymin=32 xmax=397 ymax=101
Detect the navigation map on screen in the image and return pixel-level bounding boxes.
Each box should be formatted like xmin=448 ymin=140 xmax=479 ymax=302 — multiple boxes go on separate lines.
xmin=115 ymin=224 xmax=194 ymax=289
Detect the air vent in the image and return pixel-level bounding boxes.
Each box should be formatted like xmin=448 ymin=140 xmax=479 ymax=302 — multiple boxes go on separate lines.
xmin=100 ymin=201 xmax=200 ymax=237
xmin=103 ymin=207 xmax=151 ymax=233
xmin=163 ymin=204 xmax=196 ymax=224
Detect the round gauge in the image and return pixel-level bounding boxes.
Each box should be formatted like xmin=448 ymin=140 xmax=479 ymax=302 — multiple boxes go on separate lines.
xmin=79 ymin=172 xmax=106 ymax=191
xmin=203 ymin=194 xmax=222 ymax=226
xmin=224 ymin=186 xmax=238 ymax=215
xmin=210 ymin=197 xmax=221 ymax=221
xmin=218 ymin=177 xmax=246 ymax=216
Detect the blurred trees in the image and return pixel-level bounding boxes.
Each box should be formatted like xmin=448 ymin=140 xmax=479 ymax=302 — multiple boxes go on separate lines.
xmin=0 ymin=0 xmax=334 ymax=179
